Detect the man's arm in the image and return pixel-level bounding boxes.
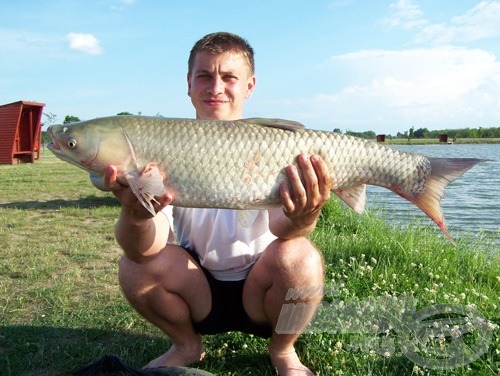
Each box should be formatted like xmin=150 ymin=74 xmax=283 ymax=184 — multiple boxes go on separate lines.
xmin=105 ymin=165 xmax=173 ymax=264
xmin=269 ymin=154 xmax=332 ymax=239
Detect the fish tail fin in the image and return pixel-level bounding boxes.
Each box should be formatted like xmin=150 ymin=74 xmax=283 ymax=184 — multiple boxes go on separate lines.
xmin=395 ymin=158 xmax=488 ymax=245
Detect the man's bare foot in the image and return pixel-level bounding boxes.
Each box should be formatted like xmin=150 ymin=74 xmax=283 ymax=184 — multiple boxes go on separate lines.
xmin=269 ymin=349 xmax=314 ymax=376
xmin=143 ymin=343 xmax=205 ymax=368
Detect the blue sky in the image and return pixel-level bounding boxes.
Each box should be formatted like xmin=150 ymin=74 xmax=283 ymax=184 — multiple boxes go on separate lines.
xmin=1 ymin=0 xmax=499 ymax=135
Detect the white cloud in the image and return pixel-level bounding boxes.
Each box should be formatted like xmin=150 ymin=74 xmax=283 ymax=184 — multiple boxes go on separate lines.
xmin=379 ymin=0 xmax=427 ymax=30
xmin=66 ymin=32 xmax=103 ymax=55
xmin=110 ymin=0 xmax=135 ymax=11
xmin=415 ymin=1 xmax=500 ymax=44
xmin=331 ymin=47 xmax=498 ymax=107
xmin=291 ymin=46 xmax=500 ymax=133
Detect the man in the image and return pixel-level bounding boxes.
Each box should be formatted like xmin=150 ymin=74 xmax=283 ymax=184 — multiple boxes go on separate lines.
xmin=105 ymin=32 xmax=332 ymax=376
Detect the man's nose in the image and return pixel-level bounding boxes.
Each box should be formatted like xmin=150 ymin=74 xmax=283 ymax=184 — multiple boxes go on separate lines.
xmin=207 ymin=76 xmax=224 ymax=95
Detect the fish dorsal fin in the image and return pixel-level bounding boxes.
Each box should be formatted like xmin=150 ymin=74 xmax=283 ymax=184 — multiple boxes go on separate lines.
xmin=243 ymin=118 xmax=306 ymax=132
xmin=334 ymin=185 xmax=367 ymax=214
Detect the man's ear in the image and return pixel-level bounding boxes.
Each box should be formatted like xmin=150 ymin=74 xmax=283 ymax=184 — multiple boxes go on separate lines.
xmin=187 ymin=74 xmax=192 ymax=97
xmin=246 ymin=76 xmax=256 ymax=99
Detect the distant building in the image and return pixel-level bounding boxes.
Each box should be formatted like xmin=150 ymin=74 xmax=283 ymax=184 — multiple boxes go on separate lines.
xmin=438 ymin=134 xmax=448 ymax=143
xmin=0 ymin=101 xmax=45 ymax=164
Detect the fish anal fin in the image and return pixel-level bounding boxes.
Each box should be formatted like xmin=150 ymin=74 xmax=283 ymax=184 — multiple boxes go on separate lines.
xmin=125 ymin=163 xmax=166 ymax=216
xmin=243 ymin=118 xmax=306 ymax=132
xmin=334 ymin=185 xmax=367 ymax=214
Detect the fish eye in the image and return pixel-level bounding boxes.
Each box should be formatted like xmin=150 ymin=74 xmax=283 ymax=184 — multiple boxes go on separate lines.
xmin=63 ymin=127 xmax=68 ymax=133
xmin=68 ymin=139 xmax=77 ymax=148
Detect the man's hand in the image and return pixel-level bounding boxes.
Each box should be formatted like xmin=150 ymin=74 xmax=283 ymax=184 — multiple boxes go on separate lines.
xmin=104 ymin=165 xmax=172 ymax=220
xmin=278 ymin=154 xmax=332 ymax=231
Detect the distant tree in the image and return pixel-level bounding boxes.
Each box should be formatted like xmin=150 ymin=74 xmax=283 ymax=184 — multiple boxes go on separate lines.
xmin=345 ymin=130 xmax=376 ymax=139
xmin=413 ymin=127 xmax=430 ymax=139
xmin=63 ymin=115 xmax=81 ymax=124
xmin=117 ymin=111 xmax=133 ymax=115
xmin=42 ymin=112 xmax=57 ymax=128
xmin=333 ymin=128 xmax=342 ymax=134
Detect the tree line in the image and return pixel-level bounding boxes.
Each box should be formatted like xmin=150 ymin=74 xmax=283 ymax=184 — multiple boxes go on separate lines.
xmin=334 ymin=126 xmax=499 ymax=140
xmin=42 ymin=113 xmax=499 ymax=142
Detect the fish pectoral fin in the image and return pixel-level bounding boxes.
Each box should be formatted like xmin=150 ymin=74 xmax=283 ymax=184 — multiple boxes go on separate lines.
xmin=125 ymin=164 xmax=166 ymax=216
xmin=333 ymin=185 xmax=367 ymax=214
xmin=243 ymin=118 xmax=306 ymax=132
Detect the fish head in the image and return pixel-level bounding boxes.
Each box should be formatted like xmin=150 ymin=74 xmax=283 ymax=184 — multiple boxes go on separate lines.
xmin=46 ymin=118 xmax=136 ymax=176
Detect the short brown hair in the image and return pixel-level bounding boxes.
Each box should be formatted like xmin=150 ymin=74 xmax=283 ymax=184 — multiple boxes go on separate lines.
xmin=188 ymin=32 xmax=255 ymax=76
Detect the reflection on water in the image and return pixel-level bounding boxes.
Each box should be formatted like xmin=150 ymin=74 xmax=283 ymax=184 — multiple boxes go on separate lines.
xmin=366 ymin=143 xmax=499 ymax=248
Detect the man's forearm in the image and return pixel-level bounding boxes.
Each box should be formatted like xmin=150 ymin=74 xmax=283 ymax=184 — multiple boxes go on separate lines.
xmin=268 ymin=207 xmax=319 ymax=240
xmin=115 ymin=208 xmax=170 ymax=263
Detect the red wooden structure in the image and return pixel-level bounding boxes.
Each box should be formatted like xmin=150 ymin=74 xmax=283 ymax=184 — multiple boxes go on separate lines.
xmin=0 ymin=101 xmax=45 ymax=164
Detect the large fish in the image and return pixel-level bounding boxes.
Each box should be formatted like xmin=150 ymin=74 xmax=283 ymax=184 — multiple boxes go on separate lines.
xmin=47 ymin=115 xmax=486 ymax=242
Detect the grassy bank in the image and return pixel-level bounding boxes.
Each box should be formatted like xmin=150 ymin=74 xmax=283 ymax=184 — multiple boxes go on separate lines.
xmin=1 ymin=152 xmax=498 ymax=375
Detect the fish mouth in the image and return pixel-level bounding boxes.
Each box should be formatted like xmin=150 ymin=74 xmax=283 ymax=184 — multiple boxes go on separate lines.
xmin=46 ymin=127 xmax=60 ymax=151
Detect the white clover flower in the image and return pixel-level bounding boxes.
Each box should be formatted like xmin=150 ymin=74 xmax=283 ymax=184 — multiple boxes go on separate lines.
xmin=450 ymin=325 xmax=462 ymax=338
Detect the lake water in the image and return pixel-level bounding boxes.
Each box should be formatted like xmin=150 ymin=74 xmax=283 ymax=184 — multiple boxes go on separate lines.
xmin=365 ymin=143 xmax=499 ymax=248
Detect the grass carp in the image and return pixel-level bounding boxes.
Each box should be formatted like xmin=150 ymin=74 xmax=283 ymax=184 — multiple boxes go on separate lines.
xmin=47 ymin=115 xmax=486 ymax=242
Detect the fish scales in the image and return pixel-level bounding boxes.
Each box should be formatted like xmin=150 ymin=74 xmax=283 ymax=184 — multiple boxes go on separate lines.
xmin=47 ymin=115 xmax=487 ymax=242
xmin=116 ymin=116 xmax=428 ymax=208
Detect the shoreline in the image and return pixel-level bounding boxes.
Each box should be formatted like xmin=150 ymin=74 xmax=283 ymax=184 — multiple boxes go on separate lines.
xmin=380 ymin=138 xmax=500 ymax=145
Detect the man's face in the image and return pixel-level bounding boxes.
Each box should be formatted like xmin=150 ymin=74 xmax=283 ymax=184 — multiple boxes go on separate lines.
xmin=188 ymin=50 xmax=255 ymax=120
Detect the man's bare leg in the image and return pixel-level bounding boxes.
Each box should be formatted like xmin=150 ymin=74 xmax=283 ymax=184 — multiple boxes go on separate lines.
xmin=118 ymin=245 xmax=211 ymax=368
xmin=243 ymin=238 xmax=324 ymax=375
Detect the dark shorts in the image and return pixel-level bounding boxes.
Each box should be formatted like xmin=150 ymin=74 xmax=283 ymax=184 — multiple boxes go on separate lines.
xmin=184 ymin=248 xmax=272 ymax=339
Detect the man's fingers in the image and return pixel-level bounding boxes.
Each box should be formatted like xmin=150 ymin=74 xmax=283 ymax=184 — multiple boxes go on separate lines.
xmin=104 ymin=165 xmax=119 ymax=190
xmin=310 ymin=155 xmax=332 ymax=197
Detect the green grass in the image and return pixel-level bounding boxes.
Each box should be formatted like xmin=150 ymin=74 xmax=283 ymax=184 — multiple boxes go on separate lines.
xmin=1 ymin=151 xmax=498 ymax=375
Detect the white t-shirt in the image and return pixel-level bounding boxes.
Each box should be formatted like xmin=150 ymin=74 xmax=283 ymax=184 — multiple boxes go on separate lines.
xmin=161 ymin=207 xmax=277 ymax=281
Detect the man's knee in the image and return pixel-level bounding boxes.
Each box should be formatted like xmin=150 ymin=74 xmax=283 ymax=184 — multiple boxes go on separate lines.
xmin=118 ymin=255 xmax=155 ymax=303
xmin=267 ymin=238 xmax=324 ymax=284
